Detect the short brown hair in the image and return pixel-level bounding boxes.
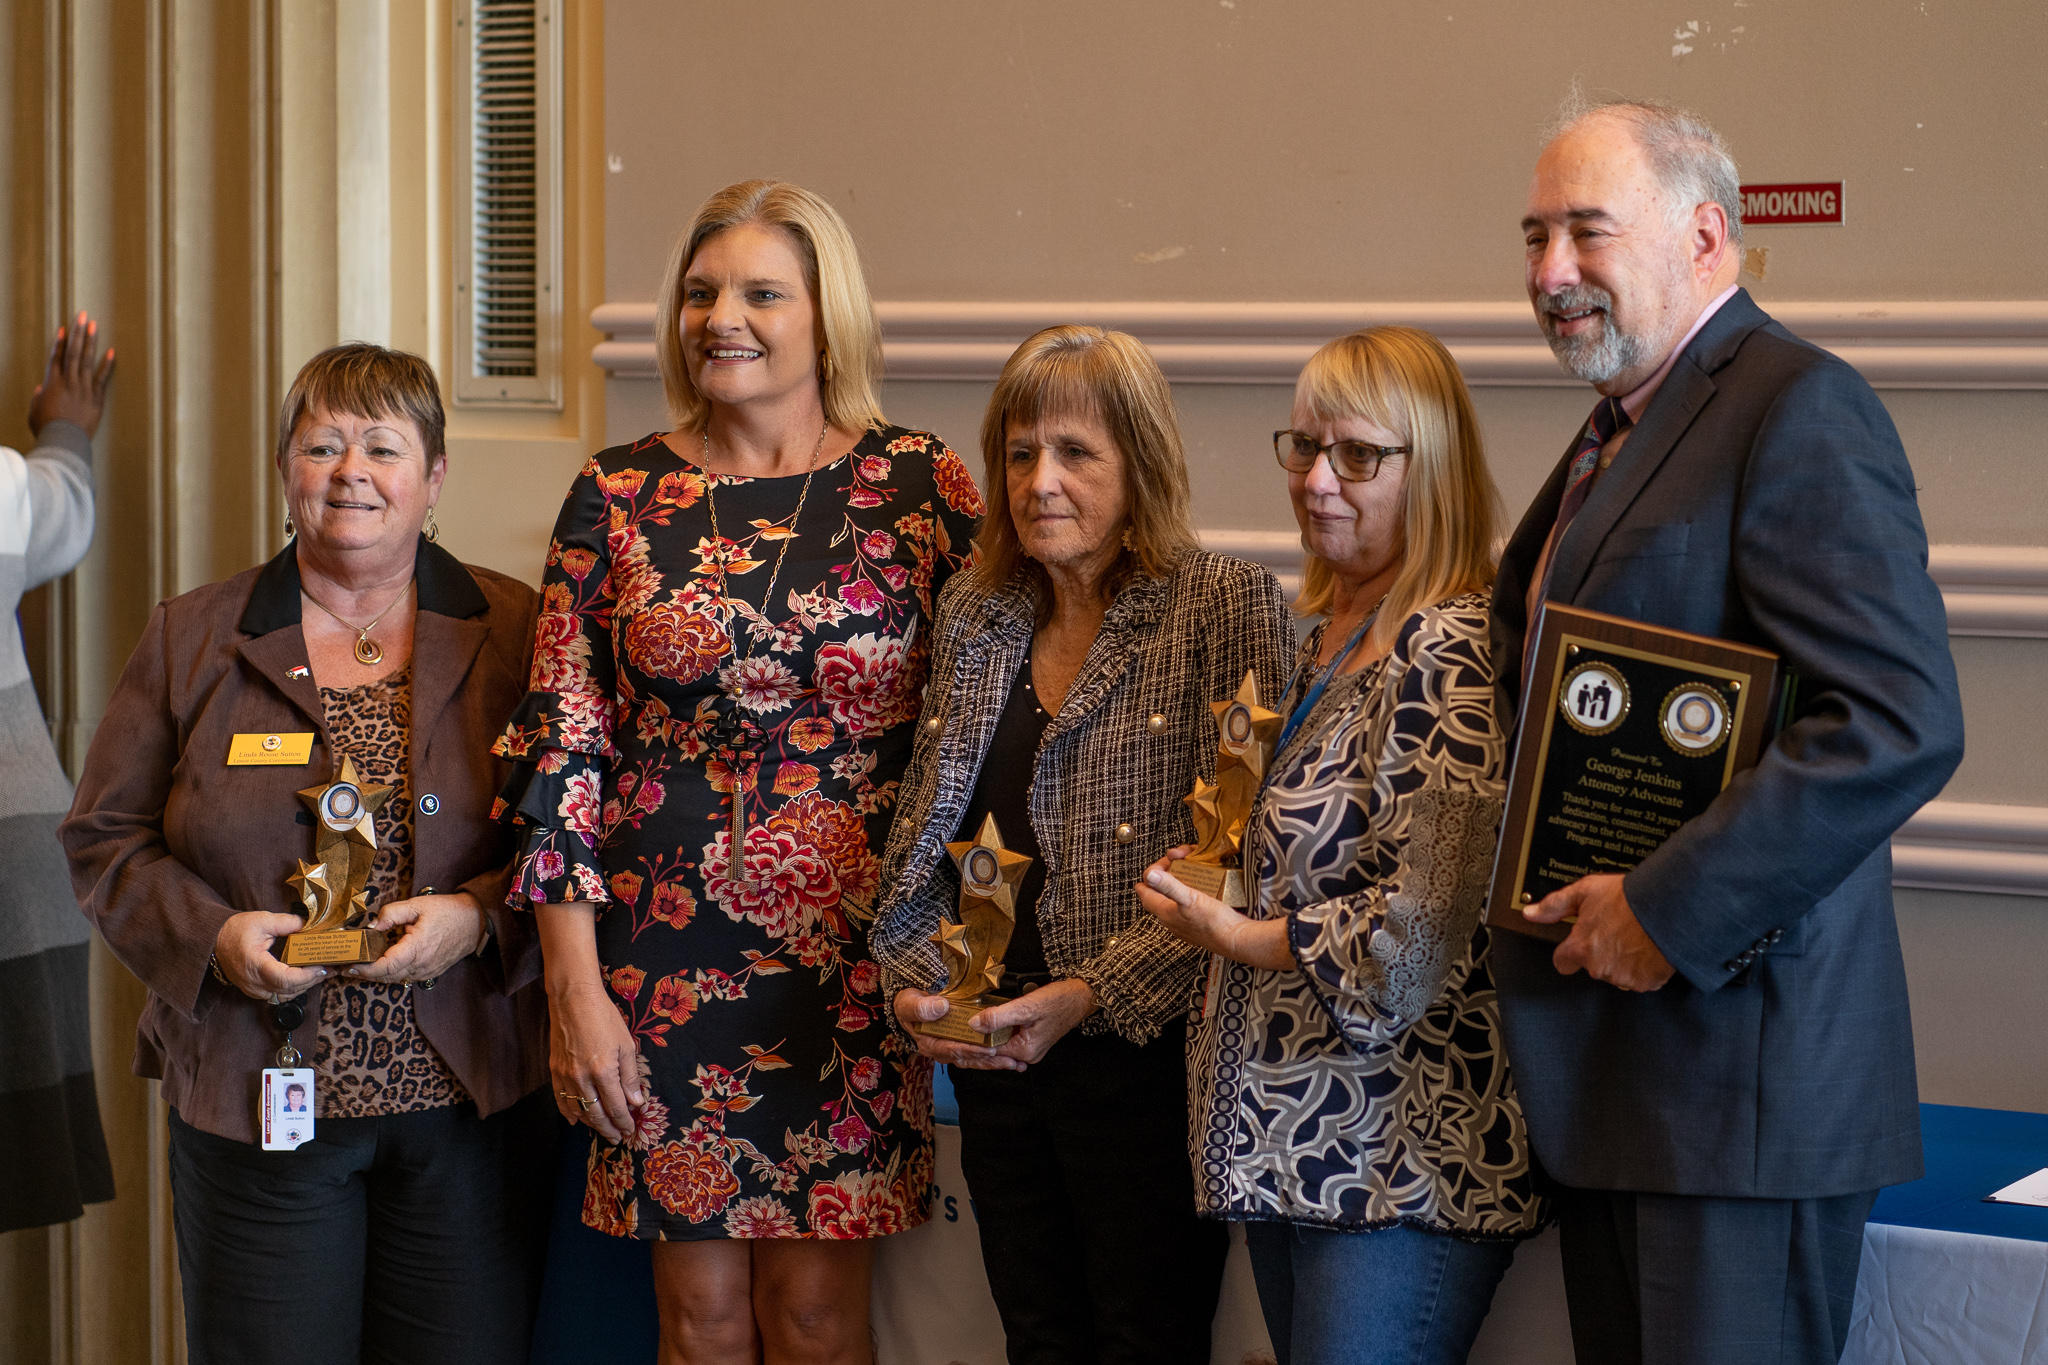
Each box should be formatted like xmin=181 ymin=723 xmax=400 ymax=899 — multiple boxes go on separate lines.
xmin=653 ymin=180 xmax=885 ymax=435
xmin=976 ymin=326 xmax=1200 ymax=614
xmin=1291 ymin=327 xmax=1502 ymax=646
xmin=276 ymin=343 xmax=446 ymax=465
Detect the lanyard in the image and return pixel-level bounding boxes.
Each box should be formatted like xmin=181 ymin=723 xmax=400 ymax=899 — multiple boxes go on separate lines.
xmin=1274 ymin=609 xmax=1377 ymax=757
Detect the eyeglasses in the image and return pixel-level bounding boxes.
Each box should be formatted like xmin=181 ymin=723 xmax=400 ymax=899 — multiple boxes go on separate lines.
xmin=1273 ymin=430 xmax=1408 ymax=482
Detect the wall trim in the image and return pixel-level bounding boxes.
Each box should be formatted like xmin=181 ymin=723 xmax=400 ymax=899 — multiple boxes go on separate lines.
xmin=590 ymin=299 xmax=2048 ymax=390
xmin=1894 ymin=801 xmax=2048 ymax=899
xmin=1199 ymin=531 xmax=2048 ymax=641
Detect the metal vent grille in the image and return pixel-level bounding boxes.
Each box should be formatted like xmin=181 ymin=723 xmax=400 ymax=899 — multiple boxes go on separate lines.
xmin=454 ymin=0 xmax=560 ymax=405
xmin=471 ymin=1 xmax=538 ymax=377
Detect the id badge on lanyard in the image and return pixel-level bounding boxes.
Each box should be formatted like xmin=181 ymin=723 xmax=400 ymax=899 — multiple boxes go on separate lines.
xmin=260 ymin=999 xmax=315 ymax=1151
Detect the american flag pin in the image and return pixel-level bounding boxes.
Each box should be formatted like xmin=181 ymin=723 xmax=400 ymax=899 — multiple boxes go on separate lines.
xmin=287 ymin=665 xmax=311 ymax=680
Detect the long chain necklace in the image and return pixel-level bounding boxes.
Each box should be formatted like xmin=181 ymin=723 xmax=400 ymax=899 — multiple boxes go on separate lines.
xmin=701 ymin=422 xmax=829 ymax=882
xmin=302 ymin=581 xmax=414 ymax=666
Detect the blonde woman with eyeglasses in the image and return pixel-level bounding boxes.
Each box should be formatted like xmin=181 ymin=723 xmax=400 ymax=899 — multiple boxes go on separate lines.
xmin=1139 ymin=326 xmax=1545 ymax=1365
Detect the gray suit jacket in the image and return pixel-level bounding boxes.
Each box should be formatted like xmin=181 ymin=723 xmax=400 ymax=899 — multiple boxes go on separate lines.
xmin=1488 ymin=290 xmax=1965 ymax=1199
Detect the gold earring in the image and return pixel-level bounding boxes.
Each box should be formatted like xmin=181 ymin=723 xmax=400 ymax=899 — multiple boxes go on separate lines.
xmin=820 ymin=348 xmax=834 ymax=383
xmin=1121 ymin=525 xmax=1137 ymax=552
xmin=425 ymin=508 xmax=440 ymax=542
xmin=284 ymin=511 xmax=296 ymax=539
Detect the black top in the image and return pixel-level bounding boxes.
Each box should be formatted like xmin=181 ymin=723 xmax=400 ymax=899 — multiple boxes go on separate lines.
xmin=954 ymin=650 xmax=1053 ymax=983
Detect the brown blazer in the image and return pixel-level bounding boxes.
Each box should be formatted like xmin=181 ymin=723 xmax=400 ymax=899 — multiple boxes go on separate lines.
xmin=61 ymin=538 xmax=548 ymax=1142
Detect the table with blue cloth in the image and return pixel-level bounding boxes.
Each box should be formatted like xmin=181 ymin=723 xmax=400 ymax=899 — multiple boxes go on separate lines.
xmin=1846 ymin=1104 xmax=2048 ymax=1365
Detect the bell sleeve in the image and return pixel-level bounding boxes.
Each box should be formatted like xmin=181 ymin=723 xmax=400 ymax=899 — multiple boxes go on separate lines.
xmin=1285 ymin=603 xmax=1508 ymax=1048
xmin=492 ymin=465 xmax=621 ymax=910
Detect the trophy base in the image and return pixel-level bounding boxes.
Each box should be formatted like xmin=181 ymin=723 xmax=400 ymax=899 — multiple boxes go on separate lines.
xmin=1173 ymin=860 xmax=1245 ymax=907
xmin=279 ymin=926 xmax=390 ymax=967
xmin=915 ymin=997 xmax=1015 ymax=1048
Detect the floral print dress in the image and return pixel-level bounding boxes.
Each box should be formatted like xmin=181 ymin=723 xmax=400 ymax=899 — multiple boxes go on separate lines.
xmin=496 ymin=427 xmax=982 ymax=1240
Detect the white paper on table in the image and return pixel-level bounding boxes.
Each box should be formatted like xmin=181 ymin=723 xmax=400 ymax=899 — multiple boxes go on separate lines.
xmin=1985 ymin=1166 xmax=2048 ymax=1206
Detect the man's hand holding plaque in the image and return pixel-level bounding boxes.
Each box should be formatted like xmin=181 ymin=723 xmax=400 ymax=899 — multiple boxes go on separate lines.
xmin=279 ymin=756 xmax=394 ymax=967
xmin=915 ymin=813 xmax=1032 ymax=1048
xmin=1175 ymin=671 xmax=1282 ymax=908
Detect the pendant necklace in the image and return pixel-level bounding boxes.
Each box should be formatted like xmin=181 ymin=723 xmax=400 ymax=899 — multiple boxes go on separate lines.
xmin=701 ymin=422 xmax=829 ymax=882
xmin=302 ymin=582 xmax=414 ymax=666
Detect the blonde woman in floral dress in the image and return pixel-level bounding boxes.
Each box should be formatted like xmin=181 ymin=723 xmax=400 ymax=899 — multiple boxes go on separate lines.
xmin=495 ymin=182 xmax=981 ymax=1364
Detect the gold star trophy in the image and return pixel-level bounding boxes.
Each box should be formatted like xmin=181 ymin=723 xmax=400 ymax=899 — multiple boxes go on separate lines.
xmin=916 ymin=814 xmax=1033 ymax=1048
xmin=278 ymin=756 xmax=395 ymax=967
xmin=1174 ymin=671 xmax=1283 ymax=907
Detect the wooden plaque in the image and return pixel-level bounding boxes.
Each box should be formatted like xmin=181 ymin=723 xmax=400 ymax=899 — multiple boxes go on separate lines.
xmin=1486 ymin=604 xmax=1781 ymax=942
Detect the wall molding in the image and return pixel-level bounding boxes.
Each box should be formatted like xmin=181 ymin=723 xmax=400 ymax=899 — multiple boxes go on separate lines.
xmin=1200 ymin=531 xmax=2048 ymax=641
xmin=591 ymin=299 xmax=2048 ymax=390
xmin=1894 ymin=801 xmax=2048 ymax=899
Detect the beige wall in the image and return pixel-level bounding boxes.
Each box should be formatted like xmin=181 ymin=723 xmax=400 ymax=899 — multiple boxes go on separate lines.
xmin=598 ymin=0 xmax=2048 ymax=1115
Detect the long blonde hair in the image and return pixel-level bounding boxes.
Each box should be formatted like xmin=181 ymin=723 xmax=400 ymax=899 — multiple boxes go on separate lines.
xmin=976 ymin=326 xmax=1201 ymax=619
xmin=1292 ymin=327 xmax=1501 ymax=647
xmin=652 ymin=179 xmax=885 ymax=434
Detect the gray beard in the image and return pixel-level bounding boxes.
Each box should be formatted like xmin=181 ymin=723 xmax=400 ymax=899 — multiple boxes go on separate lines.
xmin=1536 ymin=288 xmax=1649 ymax=386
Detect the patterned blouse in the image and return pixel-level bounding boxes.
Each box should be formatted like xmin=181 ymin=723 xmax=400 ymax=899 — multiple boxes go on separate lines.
xmin=495 ymin=428 xmax=982 ymax=1241
xmin=311 ymin=664 xmax=471 ymax=1117
xmin=1188 ymin=594 xmax=1544 ymax=1239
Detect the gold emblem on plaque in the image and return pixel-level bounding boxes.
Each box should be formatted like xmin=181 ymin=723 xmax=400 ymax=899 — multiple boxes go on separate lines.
xmin=278 ymin=756 xmax=395 ymax=967
xmin=915 ymin=814 xmax=1032 ymax=1048
xmin=1175 ymin=670 xmax=1282 ymax=907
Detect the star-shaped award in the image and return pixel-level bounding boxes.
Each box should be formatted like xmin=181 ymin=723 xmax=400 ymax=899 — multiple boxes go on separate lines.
xmin=286 ymin=859 xmax=332 ymax=920
xmin=296 ymin=756 xmax=394 ymax=932
xmin=1212 ymin=671 xmax=1285 ymax=783
xmin=917 ymin=814 xmax=1035 ymax=1046
xmin=945 ymin=813 xmax=1033 ymax=916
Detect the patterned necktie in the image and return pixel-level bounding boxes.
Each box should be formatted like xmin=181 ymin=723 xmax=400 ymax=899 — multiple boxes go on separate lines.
xmin=1525 ymin=396 xmax=1632 ymax=680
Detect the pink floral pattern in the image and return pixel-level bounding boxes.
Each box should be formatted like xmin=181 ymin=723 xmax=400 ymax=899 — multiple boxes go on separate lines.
xmin=496 ymin=427 xmax=977 ymax=1240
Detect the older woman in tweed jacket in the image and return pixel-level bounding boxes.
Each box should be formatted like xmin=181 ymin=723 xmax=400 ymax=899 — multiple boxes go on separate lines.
xmin=873 ymin=325 xmax=1292 ymax=1365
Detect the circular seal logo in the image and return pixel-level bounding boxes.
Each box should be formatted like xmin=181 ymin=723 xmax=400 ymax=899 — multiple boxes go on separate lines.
xmin=965 ymin=846 xmax=1000 ymax=892
xmin=1660 ymin=685 xmax=1731 ymax=756
xmin=417 ymin=793 xmax=441 ymax=816
xmin=1559 ymin=661 xmax=1630 ymax=735
xmin=320 ymin=783 xmax=362 ymax=829
xmin=1221 ymin=703 xmax=1253 ymax=752
xmin=261 ymin=734 xmax=282 ymax=752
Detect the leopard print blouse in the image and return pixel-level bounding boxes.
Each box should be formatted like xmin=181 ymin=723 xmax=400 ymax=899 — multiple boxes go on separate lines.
xmin=311 ymin=663 xmax=472 ymax=1117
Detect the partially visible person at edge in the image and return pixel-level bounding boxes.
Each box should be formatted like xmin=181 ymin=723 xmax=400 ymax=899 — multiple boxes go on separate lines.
xmin=61 ymin=344 xmax=554 ymax=1365
xmin=1491 ymin=98 xmax=1964 ymax=1365
xmin=872 ymin=325 xmax=1294 ymax=1365
xmin=2 ymin=313 xmax=116 ymax=1234
xmin=1139 ymin=327 xmax=1544 ymax=1365
xmin=493 ymin=179 xmax=981 ymax=1365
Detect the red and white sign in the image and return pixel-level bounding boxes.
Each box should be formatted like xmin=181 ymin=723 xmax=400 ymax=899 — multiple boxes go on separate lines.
xmin=1740 ymin=182 xmax=1844 ymax=226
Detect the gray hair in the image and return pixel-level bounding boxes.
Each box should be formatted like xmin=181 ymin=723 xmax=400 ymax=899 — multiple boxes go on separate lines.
xmin=1551 ymin=95 xmax=1744 ymax=248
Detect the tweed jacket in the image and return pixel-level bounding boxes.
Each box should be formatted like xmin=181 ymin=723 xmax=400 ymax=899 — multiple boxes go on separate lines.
xmin=872 ymin=550 xmax=1293 ymax=1043
xmin=61 ymin=538 xmax=549 ymax=1143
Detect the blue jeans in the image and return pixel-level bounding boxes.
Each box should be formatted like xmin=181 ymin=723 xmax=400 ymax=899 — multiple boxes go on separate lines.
xmin=1245 ymin=1220 xmax=1517 ymax=1365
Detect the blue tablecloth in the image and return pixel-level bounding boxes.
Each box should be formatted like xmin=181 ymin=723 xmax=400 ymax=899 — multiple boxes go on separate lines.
xmin=1868 ymin=1103 xmax=2048 ymax=1242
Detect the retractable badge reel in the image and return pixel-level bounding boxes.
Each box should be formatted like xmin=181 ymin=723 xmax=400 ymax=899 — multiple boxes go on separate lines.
xmin=260 ymin=998 xmax=315 ymax=1152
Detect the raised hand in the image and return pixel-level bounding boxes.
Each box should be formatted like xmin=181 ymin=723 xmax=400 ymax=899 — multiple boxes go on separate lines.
xmin=29 ymin=311 xmax=116 ymax=438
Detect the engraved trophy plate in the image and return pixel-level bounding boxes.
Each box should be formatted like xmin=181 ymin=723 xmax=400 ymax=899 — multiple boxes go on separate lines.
xmin=916 ymin=815 xmax=1033 ymax=1048
xmin=279 ymin=756 xmax=394 ymax=966
xmin=1176 ymin=671 xmax=1282 ymax=907
xmin=1486 ymin=604 xmax=1781 ymax=943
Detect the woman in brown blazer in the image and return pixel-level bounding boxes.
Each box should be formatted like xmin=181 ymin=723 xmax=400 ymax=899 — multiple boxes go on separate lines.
xmin=62 ymin=344 xmax=551 ymax=1365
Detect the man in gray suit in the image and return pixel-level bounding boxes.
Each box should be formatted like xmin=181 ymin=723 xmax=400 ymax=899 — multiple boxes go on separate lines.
xmin=1489 ymin=100 xmax=1965 ymax=1365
